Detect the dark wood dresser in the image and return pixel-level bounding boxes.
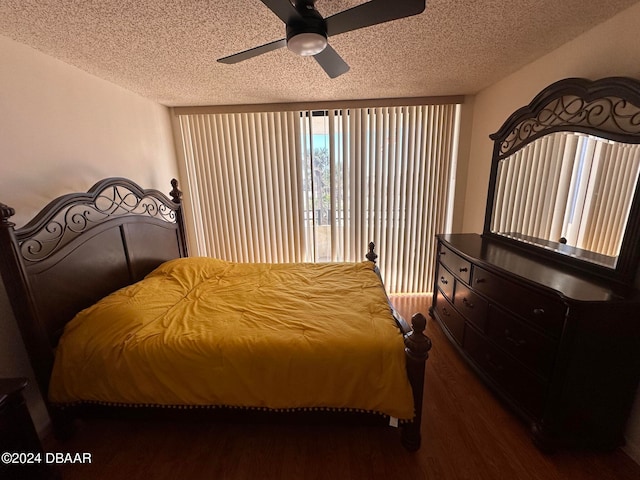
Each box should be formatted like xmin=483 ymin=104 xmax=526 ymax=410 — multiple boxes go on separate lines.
xmin=431 ymin=233 xmax=640 ymax=450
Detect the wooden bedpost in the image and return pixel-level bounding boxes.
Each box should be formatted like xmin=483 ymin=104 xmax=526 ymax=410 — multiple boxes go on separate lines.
xmin=169 ymin=178 xmax=189 ymax=258
xmin=402 ymin=312 xmax=432 ymax=451
xmin=169 ymin=178 xmax=182 ymax=203
xmin=364 ymin=242 xmax=432 ymax=450
xmin=365 ymin=241 xmax=378 ymax=263
xmin=0 ymin=202 xmax=76 ymax=438
xmin=0 ymin=202 xmax=53 ymax=396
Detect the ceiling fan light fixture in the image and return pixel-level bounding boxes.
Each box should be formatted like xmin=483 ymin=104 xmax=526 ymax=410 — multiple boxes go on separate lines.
xmin=287 ymin=32 xmax=327 ymax=56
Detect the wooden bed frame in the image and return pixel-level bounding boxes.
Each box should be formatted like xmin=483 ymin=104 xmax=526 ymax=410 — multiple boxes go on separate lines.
xmin=0 ymin=177 xmax=431 ymax=451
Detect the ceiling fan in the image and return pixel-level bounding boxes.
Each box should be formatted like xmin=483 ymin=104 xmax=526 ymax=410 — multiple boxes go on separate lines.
xmin=218 ymin=0 xmax=426 ymax=78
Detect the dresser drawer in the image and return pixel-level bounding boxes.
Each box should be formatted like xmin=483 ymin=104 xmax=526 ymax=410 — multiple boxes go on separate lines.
xmin=471 ymin=266 xmax=566 ymax=336
xmin=438 ymin=244 xmax=471 ymax=284
xmin=454 ymin=282 xmax=488 ymax=332
xmin=436 ymin=264 xmax=455 ymax=302
xmin=434 ymin=289 xmax=465 ymax=345
xmin=486 ymin=306 xmax=558 ymax=379
xmin=464 ymin=326 xmax=547 ymax=417
xmin=434 ymin=233 xmax=640 ymax=450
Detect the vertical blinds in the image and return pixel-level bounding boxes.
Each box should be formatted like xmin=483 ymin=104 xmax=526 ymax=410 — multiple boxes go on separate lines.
xmin=176 ymin=104 xmax=460 ymax=294
xmin=178 ymin=112 xmax=306 ymax=263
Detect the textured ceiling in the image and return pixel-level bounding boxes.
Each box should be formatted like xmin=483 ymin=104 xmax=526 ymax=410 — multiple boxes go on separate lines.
xmin=1 ymin=0 xmax=638 ymax=107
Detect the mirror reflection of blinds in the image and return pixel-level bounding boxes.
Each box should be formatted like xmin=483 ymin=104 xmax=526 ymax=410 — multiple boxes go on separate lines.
xmin=492 ymin=132 xmax=640 ymax=257
xmin=176 ymin=104 xmax=460 ymax=294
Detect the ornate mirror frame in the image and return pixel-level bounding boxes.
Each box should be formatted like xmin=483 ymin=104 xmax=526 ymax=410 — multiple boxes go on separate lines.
xmin=483 ymin=77 xmax=640 ymax=285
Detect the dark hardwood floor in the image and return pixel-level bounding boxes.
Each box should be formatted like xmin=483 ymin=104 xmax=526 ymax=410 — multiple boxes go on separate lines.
xmin=43 ymin=294 xmax=640 ymax=480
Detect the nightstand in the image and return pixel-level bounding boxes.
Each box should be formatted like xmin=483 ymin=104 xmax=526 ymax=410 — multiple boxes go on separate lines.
xmin=0 ymin=377 xmax=58 ymax=479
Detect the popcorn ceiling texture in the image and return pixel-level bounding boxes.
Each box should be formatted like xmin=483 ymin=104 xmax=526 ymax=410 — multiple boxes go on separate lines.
xmin=0 ymin=0 xmax=638 ymax=106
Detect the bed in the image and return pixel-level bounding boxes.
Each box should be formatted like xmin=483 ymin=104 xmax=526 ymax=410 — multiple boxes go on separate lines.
xmin=0 ymin=177 xmax=431 ymax=450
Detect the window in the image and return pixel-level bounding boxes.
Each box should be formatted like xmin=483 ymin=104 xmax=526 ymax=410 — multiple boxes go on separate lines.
xmin=176 ymin=103 xmax=460 ymax=293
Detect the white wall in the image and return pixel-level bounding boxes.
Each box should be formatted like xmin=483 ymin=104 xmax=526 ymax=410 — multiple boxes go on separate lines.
xmin=0 ymin=35 xmax=179 ymax=435
xmin=459 ymin=2 xmax=640 ymax=463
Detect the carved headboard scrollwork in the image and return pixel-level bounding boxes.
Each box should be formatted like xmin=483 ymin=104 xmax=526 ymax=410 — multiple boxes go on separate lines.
xmin=18 ymin=181 xmax=180 ymax=263
xmin=484 ymin=77 xmax=640 ymax=285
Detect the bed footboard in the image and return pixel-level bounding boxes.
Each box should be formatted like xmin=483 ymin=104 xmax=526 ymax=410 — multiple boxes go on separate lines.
xmin=402 ymin=312 xmax=432 ymax=451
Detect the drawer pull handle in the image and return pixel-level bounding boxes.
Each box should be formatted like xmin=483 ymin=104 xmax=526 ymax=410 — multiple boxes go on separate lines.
xmin=462 ymin=297 xmax=474 ymax=309
xmin=533 ymin=308 xmax=545 ymax=316
xmin=439 ymin=251 xmax=446 ymax=255
xmin=485 ymin=354 xmax=504 ymax=372
xmin=504 ymin=329 xmax=527 ymax=347
xmin=440 ymin=276 xmax=449 ymax=285
xmin=475 ymin=277 xmax=486 ymax=284
xmin=459 ymin=267 xmax=468 ymax=272
xmin=442 ymin=307 xmax=451 ymax=317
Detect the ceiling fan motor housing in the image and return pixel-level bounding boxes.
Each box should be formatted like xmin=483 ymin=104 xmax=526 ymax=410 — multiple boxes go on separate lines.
xmin=286 ymin=1 xmax=328 ymax=56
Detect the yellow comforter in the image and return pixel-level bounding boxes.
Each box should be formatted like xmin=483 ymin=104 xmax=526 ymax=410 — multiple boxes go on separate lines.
xmin=49 ymin=257 xmax=414 ymax=419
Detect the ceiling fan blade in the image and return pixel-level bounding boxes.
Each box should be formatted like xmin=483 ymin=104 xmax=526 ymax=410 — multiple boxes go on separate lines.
xmin=313 ymin=44 xmax=349 ymax=78
xmin=325 ymin=0 xmax=426 ymax=37
xmin=260 ymin=0 xmax=303 ymax=23
xmin=217 ymin=38 xmax=287 ymax=64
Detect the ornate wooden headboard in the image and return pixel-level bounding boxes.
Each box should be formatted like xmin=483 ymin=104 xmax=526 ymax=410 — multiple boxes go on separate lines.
xmin=0 ymin=177 xmax=188 ymax=399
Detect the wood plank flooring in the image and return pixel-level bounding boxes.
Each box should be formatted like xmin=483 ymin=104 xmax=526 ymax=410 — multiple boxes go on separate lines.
xmin=43 ymin=294 xmax=640 ymax=480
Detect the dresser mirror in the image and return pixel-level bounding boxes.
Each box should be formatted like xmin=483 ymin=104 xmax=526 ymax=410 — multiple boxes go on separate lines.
xmin=483 ymin=77 xmax=640 ymax=285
